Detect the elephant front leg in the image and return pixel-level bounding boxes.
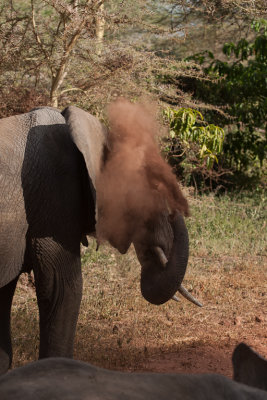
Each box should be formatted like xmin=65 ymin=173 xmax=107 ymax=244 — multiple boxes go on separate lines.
xmin=0 ymin=277 xmax=18 ymax=374
xmin=32 ymin=239 xmax=82 ymax=359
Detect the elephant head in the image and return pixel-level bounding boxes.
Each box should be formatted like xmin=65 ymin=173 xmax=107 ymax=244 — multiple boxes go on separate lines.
xmin=63 ymin=101 xmax=201 ymax=307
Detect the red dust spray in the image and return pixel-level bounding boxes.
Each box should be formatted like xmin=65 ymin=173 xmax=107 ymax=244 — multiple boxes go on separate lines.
xmin=95 ymin=98 xmax=188 ymax=253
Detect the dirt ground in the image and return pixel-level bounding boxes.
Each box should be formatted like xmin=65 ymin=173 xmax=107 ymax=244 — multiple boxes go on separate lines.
xmin=13 ymin=222 xmax=267 ymax=378
xmin=13 ymin=254 xmax=267 ymax=378
xmin=133 ymin=302 xmax=267 ymax=377
xmin=136 ymin=336 xmax=267 ymax=378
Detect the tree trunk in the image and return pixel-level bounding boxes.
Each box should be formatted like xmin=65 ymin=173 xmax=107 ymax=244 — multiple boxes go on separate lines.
xmin=95 ymin=4 xmax=105 ymax=56
xmin=50 ymin=68 xmax=67 ymax=108
xmin=49 ymin=27 xmax=82 ymax=107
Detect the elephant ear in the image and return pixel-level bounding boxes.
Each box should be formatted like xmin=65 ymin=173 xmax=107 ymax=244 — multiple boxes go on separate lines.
xmin=62 ymin=105 xmax=107 ymax=196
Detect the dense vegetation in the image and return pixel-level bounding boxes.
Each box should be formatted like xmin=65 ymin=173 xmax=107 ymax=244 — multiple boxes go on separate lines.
xmin=1 ymin=0 xmax=266 ymax=190
xmin=183 ymin=20 xmax=267 ymax=187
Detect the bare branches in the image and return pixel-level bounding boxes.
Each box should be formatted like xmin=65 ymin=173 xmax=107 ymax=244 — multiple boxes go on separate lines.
xmin=31 ymin=0 xmax=52 ymax=68
xmin=50 ymin=25 xmax=84 ymax=106
xmin=2 ymin=0 xmax=265 ymax=117
xmin=26 ymin=0 xmax=106 ymax=106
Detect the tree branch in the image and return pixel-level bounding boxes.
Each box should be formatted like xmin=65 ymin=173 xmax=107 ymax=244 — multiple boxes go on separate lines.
xmin=31 ymin=0 xmax=53 ymax=69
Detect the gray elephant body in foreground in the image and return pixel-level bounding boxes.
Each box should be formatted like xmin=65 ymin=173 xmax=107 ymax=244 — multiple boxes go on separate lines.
xmin=0 ymin=343 xmax=267 ymax=400
xmin=0 ymin=105 xmax=194 ymax=374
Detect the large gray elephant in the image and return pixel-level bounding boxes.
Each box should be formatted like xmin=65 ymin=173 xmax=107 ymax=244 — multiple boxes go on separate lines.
xmin=0 ymin=343 xmax=266 ymax=400
xmin=0 ymin=105 xmax=200 ymax=374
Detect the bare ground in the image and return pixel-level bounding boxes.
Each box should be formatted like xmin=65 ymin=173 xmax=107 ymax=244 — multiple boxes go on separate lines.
xmin=12 ymin=248 xmax=267 ymax=379
xmin=136 ymin=334 xmax=267 ymax=378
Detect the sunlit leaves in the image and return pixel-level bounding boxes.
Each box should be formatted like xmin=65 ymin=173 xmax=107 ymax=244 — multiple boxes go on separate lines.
xmin=185 ymin=19 xmax=267 ymax=173
xmin=164 ymin=107 xmax=224 ymax=169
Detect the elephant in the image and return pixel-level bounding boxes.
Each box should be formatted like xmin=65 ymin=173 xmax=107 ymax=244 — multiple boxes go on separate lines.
xmin=0 ymin=103 xmax=201 ymax=374
xmin=0 ymin=344 xmax=266 ymax=400
xmin=232 ymin=342 xmax=267 ymax=391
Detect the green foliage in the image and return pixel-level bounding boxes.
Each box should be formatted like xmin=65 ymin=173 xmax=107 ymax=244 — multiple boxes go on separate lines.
xmin=163 ymin=107 xmax=224 ymax=188
xmin=186 ymin=19 xmax=267 ymax=176
xmin=164 ymin=107 xmax=224 ymax=168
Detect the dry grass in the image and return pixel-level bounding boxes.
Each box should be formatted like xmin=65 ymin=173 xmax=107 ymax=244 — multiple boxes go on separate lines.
xmin=11 ymin=191 xmax=267 ymax=374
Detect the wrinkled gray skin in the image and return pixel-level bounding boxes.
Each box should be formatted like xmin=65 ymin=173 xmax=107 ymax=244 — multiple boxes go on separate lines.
xmin=0 ymin=344 xmax=266 ymax=400
xmin=233 ymin=342 xmax=267 ymax=391
xmin=0 ymin=106 xmax=190 ymax=374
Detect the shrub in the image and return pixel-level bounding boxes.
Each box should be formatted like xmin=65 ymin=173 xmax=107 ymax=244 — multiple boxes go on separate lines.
xmin=163 ymin=107 xmax=225 ymax=191
xmin=185 ymin=19 xmax=267 ymax=177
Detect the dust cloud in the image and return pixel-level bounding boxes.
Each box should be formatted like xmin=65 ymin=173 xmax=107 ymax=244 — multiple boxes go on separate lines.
xmin=95 ymin=98 xmax=189 ymax=253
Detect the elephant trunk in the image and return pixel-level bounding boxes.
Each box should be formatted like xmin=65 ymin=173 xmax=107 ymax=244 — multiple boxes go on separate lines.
xmin=134 ymin=213 xmax=189 ymax=305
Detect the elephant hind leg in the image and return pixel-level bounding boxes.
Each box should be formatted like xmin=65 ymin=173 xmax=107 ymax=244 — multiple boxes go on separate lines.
xmin=0 ymin=277 xmax=18 ymax=374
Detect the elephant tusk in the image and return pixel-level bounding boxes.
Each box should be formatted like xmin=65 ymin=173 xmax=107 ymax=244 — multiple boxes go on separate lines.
xmin=177 ymin=285 xmax=203 ymax=307
xmin=172 ymin=295 xmax=180 ymax=302
xmin=154 ymin=247 xmax=168 ymax=267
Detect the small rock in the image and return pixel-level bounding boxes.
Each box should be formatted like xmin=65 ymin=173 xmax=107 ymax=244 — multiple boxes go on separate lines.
xmin=234 ymin=316 xmax=242 ymax=326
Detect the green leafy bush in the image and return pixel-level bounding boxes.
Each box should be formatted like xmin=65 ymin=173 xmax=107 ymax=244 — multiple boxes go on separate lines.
xmin=163 ymin=107 xmax=224 ymax=189
xmin=185 ymin=20 xmax=267 ymax=177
